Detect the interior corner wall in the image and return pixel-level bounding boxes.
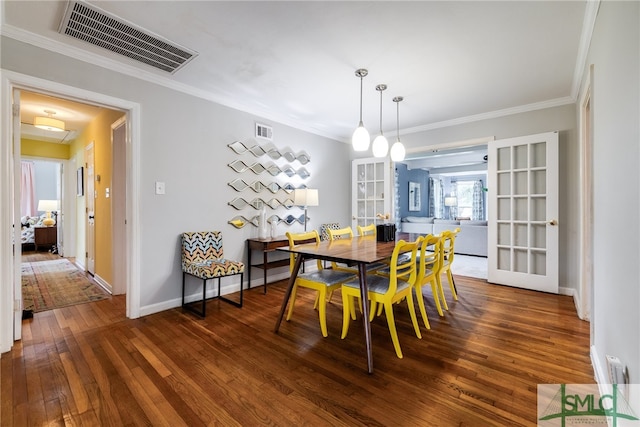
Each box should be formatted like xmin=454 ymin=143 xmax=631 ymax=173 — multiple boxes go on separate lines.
xmin=396 ymin=163 xmax=429 ymax=219
xmin=74 ymin=108 xmax=125 ymax=287
xmin=586 ymin=0 xmax=640 ymax=394
xmin=1 ymin=35 xmax=351 ymax=313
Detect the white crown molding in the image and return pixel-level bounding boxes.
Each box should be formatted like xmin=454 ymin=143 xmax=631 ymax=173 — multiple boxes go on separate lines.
xmin=2 ymin=16 xmax=586 ymax=145
xmin=1 ymin=24 xmax=343 ymax=142
xmin=571 ymin=0 xmax=600 ymax=100
xmin=401 ymin=96 xmax=576 ymax=136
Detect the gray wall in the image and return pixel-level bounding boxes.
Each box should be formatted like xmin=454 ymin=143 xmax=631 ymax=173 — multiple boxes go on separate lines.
xmin=1 ymin=36 xmax=352 ymax=311
xmin=586 ymin=1 xmax=639 ymax=389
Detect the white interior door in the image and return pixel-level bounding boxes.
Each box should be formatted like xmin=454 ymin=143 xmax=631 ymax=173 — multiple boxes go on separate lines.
xmin=86 ymin=142 xmax=96 ymax=275
xmin=488 ymin=131 xmax=559 ymax=293
xmin=351 ymin=158 xmax=391 ymax=230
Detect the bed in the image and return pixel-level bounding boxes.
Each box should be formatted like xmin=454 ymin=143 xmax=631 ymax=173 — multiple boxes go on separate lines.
xmin=20 ymin=215 xmax=45 ymax=249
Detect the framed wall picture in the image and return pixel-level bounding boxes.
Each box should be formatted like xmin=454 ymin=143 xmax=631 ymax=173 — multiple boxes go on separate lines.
xmin=77 ymin=167 xmax=84 ymax=196
xmin=409 ymin=181 xmax=421 ymax=211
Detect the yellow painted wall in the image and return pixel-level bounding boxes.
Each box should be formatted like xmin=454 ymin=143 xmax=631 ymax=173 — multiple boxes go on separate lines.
xmin=73 ymin=109 xmax=125 ymax=286
xmin=21 ymin=138 xmax=70 ymax=159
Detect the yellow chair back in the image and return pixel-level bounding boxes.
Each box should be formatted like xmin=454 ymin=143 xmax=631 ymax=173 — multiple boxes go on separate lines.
xmin=357 ymin=223 xmax=377 ymax=236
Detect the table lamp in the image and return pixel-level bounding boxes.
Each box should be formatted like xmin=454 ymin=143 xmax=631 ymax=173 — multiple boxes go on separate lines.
xmin=38 ymin=199 xmax=59 ymax=227
xmin=444 ymin=196 xmax=457 ymax=220
xmin=294 ymin=189 xmax=319 ymax=231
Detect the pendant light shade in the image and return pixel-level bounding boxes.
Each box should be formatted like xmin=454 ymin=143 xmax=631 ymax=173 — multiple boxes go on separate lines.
xmin=390 ymin=96 xmax=406 ymax=162
xmin=34 ymin=110 xmax=65 ymax=132
xmin=372 ymin=84 xmax=388 ymax=158
xmin=352 ymin=69 xmax=370 ymax=151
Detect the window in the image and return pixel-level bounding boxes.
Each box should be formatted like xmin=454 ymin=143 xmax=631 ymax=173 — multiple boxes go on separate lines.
xmin=455 ymin=181 xmax=475 ymax=218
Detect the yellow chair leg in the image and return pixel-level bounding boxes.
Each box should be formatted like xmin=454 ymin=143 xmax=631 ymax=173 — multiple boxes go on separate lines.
xmin=317 ymin=288 xmax=329 ymax=337
xmin=414 ymin=286 xmax=431 ymax=330
xmin=406 ymin=292 xmax=422 ymax=339
xmin=341 ymin=288 xmax=352 ymax=339
xmin=429 ymin=278 xmax=444 ymax=317
xmin=437 ymin=274 xmax=449 ymax=311
xmin=349 ymin=295 xmax=357 ymax=320
xmin=446 ymin=269 xmax=458 ymax=300
xmin=383 ymin=302 xmax=403 ymax=359
xmin=286 ymin=284 xmax=299 ymax=321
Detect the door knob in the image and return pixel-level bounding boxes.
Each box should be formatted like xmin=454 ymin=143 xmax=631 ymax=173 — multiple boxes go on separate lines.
xmin=548 ymin=219 xmax=558 ymax=226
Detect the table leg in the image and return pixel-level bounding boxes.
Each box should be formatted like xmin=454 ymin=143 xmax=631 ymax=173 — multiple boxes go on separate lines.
xmin=262 ymin=249 xmax=268 ymax=294
xmin=274 ymin=254 xmax=303 ymax=333
xmin=247 ymin=243 xmax=252 ymax=289
xmin=358 ymin=263 xmax=374 ymax=374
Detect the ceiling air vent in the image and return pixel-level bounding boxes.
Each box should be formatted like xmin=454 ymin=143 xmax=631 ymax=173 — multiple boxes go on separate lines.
xmin=58 ymin=1 xmax=198 ymax=74
xmin=256 ymin=123 xmax=273 ymax=141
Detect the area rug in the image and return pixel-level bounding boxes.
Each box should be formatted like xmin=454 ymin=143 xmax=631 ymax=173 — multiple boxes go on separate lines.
xmin=22 ymin=258 xmax=110 ymax=313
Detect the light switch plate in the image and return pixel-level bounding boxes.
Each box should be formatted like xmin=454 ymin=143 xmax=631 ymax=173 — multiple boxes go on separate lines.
xmin=155 ymin=181 xmax=165 ymax=195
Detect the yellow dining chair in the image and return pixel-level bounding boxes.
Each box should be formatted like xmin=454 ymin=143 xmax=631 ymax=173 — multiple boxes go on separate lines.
xmin=438 ymin=227 xmax=461 ymax=310
xmin=415 ymin=234 xmax=444 ymax=330
xmin=357 ymin=223 xmax=377 ymax=236
xmin=341 ymin=236 xmax=423 ymax=359
xmin=285 ymin=230 xmax=356 ymax=337
xmin=326 ymin=226 xmax=355 ymax=273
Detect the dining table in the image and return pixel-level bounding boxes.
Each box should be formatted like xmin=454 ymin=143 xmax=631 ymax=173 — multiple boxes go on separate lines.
xmin=274 ymin=232 xmax=419 ymax=374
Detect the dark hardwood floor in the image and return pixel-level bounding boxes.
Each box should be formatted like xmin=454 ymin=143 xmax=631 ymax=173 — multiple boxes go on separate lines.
xmin=2 ymin=272 xmax=593 ymax=426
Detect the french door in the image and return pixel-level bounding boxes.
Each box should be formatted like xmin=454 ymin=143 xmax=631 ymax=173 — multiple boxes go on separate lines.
xmin=351 ymin=158 xmax=391 ymax=231
xmin=488 ymin=132 xmax=559 ymax=293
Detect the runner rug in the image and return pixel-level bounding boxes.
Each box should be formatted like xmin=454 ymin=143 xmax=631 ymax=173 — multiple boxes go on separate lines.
xmin=22 ymin=258 xmax=110 ymax=313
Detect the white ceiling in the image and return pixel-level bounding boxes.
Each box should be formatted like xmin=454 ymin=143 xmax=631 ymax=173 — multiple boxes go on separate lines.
xmin=3 ymin=0 xmax=591 ymax=145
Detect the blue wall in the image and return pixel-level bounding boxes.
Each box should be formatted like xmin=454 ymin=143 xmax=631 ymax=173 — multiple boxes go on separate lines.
xmin=396 ymin=163 xmax=429 ymax=219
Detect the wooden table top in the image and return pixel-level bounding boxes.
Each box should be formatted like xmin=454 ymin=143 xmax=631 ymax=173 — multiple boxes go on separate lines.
xmin=277 ymin=233 xmax=422 ymax=264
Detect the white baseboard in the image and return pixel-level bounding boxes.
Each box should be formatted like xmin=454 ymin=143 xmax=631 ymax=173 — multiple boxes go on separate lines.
xmin=92 ymin=274 xmax=112 ymax=294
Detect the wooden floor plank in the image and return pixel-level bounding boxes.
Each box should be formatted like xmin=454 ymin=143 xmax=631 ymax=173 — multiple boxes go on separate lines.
xmin=3 ymin=263 xmax=595 ymax=426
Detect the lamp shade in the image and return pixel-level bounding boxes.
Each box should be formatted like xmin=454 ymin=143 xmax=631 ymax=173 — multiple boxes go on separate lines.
xmin=34 ymin=116 xmax=65 ymax=132
xmin=352 ymin=124 xmax=370 ymax=151
xmin=390 ymin=140 xmax=405 ymax=161
xmin=444 ymin=197 xmax=457 ymax=207
xmin=294 ymin=189 xmax=319 ymax=207
xmin=372 ymin=134 xmax=389 ymax=157
xmin=37 ymin=199 xmax=59 ymax=212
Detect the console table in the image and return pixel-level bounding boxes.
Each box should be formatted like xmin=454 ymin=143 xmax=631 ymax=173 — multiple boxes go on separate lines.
xmin=34 ymin=226 xmax=57 ymax=252
xmin=246 ymin=236 xmax=291 ymax=293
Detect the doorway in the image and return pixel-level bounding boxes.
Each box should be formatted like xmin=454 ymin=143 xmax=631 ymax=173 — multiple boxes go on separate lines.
xmin=1 ymin=72 xmax=141 ymax=353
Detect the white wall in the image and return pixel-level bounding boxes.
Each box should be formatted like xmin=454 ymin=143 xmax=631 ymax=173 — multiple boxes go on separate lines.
xmin=1 ymin=36 xmax=352 ymax=315
xmin=586 ymin=0 xmax=640 ymax=392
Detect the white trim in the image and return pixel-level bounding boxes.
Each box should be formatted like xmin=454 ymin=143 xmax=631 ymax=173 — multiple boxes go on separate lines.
xmin=401 ymin=98 xmax=574 ymax=136
xmin=405 ymin=136 xmax=495 ymax=156
xmin=1 ymin=16 xmax=595 ymax=143
xmin=577 ymin=65 xmax=594 ymax=323
xmin=0 ymin=26 xmax=340 ymax=142
xmin=0 ymin=69 xmax=141 ymax=353
xmin=591 ymin=344 xmax=607 ymax=385
xmin=571 ymin=0 xmax=601 ymax=100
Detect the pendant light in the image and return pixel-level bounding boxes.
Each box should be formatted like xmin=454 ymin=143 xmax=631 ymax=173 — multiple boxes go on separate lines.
xmin=351 ymin=68 xmax=370 ymax=151
xmin=390 ymin=96 xmax=406 ymax=161
xmin=371 ymin=84 xmax=389 ymax=157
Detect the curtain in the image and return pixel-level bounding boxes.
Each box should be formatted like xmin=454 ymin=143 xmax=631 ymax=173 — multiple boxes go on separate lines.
xmin=472 ymin=180 xmax=485 ymax=220
xmin=429 ymin=178 xmax=445 ymax=218
xmin=21 ymin=161 xmax=37 ymax=217
xmin=450 ymin=181 xmax=458 ymax=219
xmin=428 ymin=178 xmax=435 ymax=217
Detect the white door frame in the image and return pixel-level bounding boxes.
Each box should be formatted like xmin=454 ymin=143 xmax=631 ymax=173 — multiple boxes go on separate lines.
xmin=578 ymin=66 xmax=594 ymax=322
xmin=1 ymin=70 xmax=142 ymax=353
